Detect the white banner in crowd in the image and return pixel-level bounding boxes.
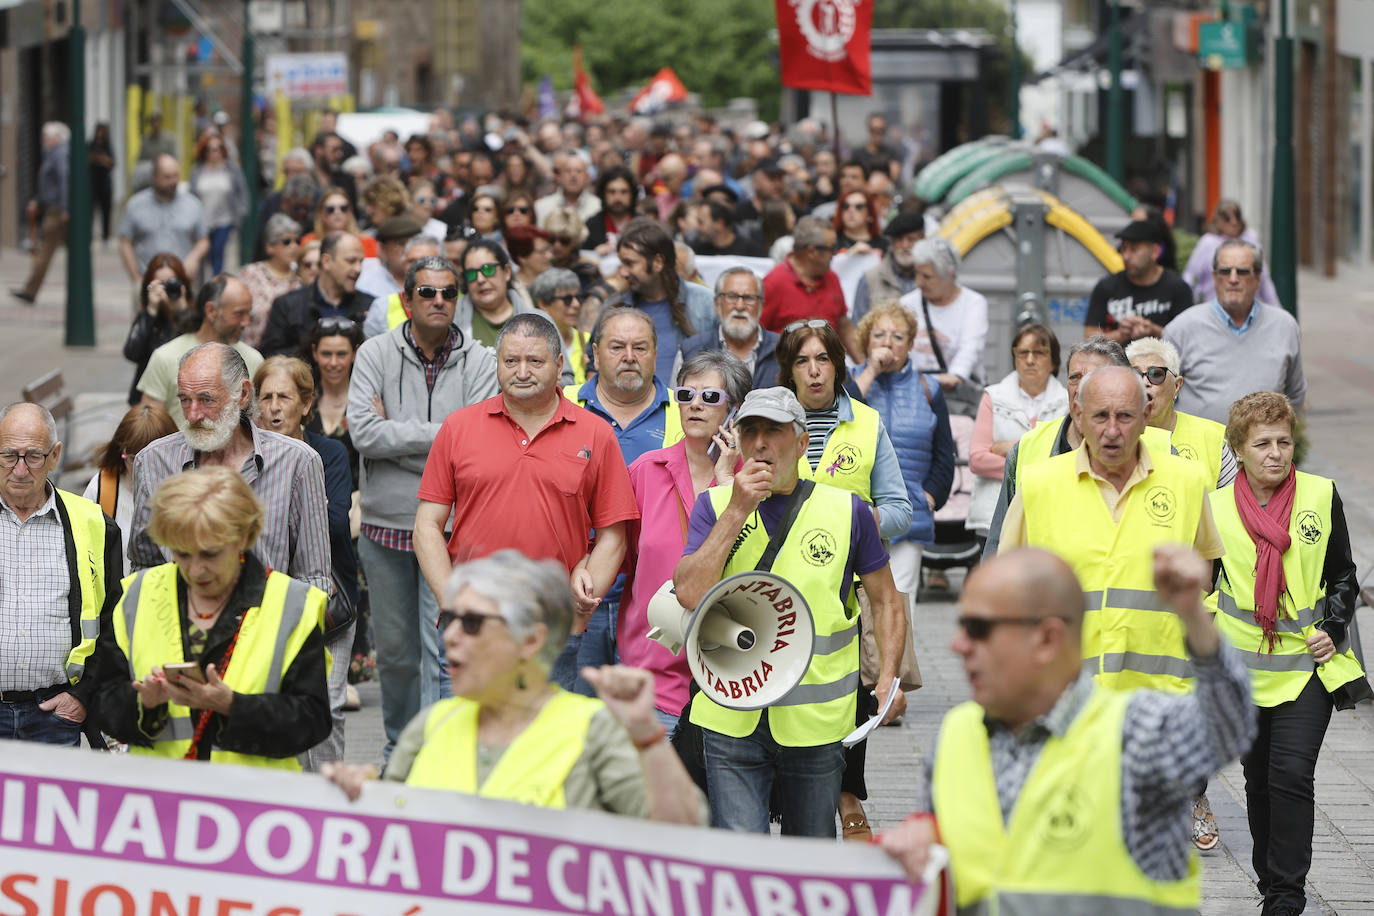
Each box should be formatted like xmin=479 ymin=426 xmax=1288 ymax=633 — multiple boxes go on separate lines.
xmin=830 ymin=251 xmax=883 ymax=315
xmin=694 ymin=255 xmax=777 ymax=289
xmin=0 ymin=741 xmax=940 ymax=916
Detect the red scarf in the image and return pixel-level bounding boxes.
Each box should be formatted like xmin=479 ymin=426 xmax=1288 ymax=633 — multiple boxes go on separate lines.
xmin=1233 ymin=465 xmax=1297 ymax=652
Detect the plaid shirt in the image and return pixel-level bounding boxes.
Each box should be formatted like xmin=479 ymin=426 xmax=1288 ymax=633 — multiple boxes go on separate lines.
xmin=360 ymin=523 xmax=414 ymax=553
xmin=404 ymin=323 xmax=459 ymax=394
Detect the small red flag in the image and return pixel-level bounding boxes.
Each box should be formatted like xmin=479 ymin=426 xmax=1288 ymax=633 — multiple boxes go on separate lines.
xmin=774 ymin=0 xmax=873 ymax=96
xmin=629 ymin=67 xmax=690 ymax=115
xmin=568 ymin=45 xmax=605 ymax=119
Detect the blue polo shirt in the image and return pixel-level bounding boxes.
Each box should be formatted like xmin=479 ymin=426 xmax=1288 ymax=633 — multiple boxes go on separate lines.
xmin=572 ymin=376 xmax=673 ymax=466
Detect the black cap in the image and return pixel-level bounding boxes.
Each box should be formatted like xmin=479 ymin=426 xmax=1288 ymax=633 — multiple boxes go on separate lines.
xmin=883 ymin=210 xmax=926 ymax=239
xmin=699 ymin=183 xmax=740 ymax=204
xmin=1115 ymin=219 xmax=1166 ymax=244
xmin=753 ymin=156 xmax=784 ymax=176
xmin=376 ymin=215 xmax=424 ymax=242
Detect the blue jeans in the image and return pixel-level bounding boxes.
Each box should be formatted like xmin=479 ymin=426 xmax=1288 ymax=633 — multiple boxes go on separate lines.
xmin=703 ymin=715 xmax=845 ymax=837
xmin=0 ymin=698 xmax=82 ymax=746
xmin=207 ymin=224 xmax=233 ymax=275
xmin=358 ymin=536 xmax=445 ymax=758
xmin=568 ymin=600 xmax=618 ymax=697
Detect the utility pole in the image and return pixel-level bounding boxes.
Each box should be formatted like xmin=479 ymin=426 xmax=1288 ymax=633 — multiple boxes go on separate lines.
xmin=1009 ymin=0 xmax=1022 ymax=139
xmin=239 ymin=0 xmax=259 ymax=264
xmin=65 ymin=0 xmax=94 ymax=347
xmin=1105 ymin=0 xmax=1124 ymax=183
xmin=1270 ymin=0 xmax=1297 ymax=315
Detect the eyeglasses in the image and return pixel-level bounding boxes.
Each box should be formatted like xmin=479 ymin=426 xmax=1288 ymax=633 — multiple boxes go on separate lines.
xmin=1213 ymin=266 xmax=1255 ymax=277
xmin=842 ymin=202 xmax=868 ymax=211
xmin=463 ymin=263 xmax=501 ymax=282
xmin=956 ymin=615 xmax=1062 ymax=641
xmin=783 ymin=318 xmax=830 ymax=335
xmin=0 ymin=447 xmax=55 ymax=469
xmin=509 ymin=205 xmax=532 ymax=214
xmin=718 ymin=292 xmax=763 ymax=306
xmin=672 ymin=386 xmax=729 ymax=405
xmin=548 ymin=294 xmax=580 ymax=307
xmin=414 ymin=196 xmax=436 ymax=206
xmin=323 ymin=203 xmax=351 ymax=214
xmin=300 ymin=260 xmax=320 ymax=271
xmin=1135 ymin=365 xmax=1171 ymax=385
xmin=272 ymin=237 xmax=300 ymax=246
xmin=438 ymin=610 xmax=508 ymax=636
xmin=316 ymin=317 xmax=358 ymax=332
xmin=1013 ymin=347 xmax=1049 ymax=361
xmin=416 ymin=285 xmax=460 ymax=301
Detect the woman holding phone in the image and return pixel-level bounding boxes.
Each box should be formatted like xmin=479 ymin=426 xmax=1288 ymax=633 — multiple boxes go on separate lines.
xmin=90 ymin=467 xmax=331 ymax=768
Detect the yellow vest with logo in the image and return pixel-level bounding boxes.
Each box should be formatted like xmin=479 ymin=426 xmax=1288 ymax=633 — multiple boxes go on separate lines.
xmin=690 ymin=483 xmax=859 ymax=746
xmin=1015 ymin=419 xmax=1171 ymax=490
xmin=1207 ymin=473 xmax=1368 ymax=707
xmin=1167 ymin=411 xmax=1226 ymax=491
xmin=112 ymin=564 xmax=324 ymax=769
xmin=797 ymin=397 xmax=879 ymax=503
xmin=562 ymin=383 xmax=684 ymax=447
xmin=405 ymin=688 xmax=602 ymax=808
xmin=1022 ymin=446 xmax=1209 ymax=693
xmin=54 ymin=490 xmax=107 ymax=685
xmin=386 ymin=293 xmax=408 ymax=330
xmin=932 ymin=688 xmax=1199 ymax=915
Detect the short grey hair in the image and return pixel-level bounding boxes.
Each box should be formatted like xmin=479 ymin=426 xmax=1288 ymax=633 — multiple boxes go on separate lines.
xmin=1065 ymin=336 xmax=1129 ymax=372
xmin=1075 ymin=365 xmax=1147 ymax=412
xmin=263 ymin=213 xmax=302 ymax=244
xmin=530 ymin=267 xmax=580 ymax=305
xmin=677 ymin=351 xmax=752 ymax=407
xmin=713 ymin=266 xmax=762 ymax=298
xmin=403 ymin=255 xmax=458 ymax=297
xmin=179 ymin=342 xmax=256 ymax=421
xmin=42 ymin=122 xmax=71 ymax=145
xmin=793 ymin=215 xmax=833 ymax=250
xmin=496 ymin=312 xmax=563 ymax=360
xmin=282 ymin=174 xmax=321 ymax=202
xmin=593 ymin=305 xmax=658 ymax=347
xmin=282 ymin=147 xmax=313 ymax=170
xmin=444 ymin=550 xmax=573 ymax=673
xmin=0 ymin=402 xmax=58 ymax=446
xmin=403 ymin=234 xmax=442 ymax=258
xmin=341 ymin=155 xmax=373 ymax=177
xmin=910 ymin=237 xmax=959 ymax=279
xmin=1124 ymin=337 xmax=1181 ymax=376
xmin=1212 ymin=237 xmax=1264 ymax=275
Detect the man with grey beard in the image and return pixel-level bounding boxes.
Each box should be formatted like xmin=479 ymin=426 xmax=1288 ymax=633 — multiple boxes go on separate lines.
xmin=127 ymin=342 xmax=331 ymax=601
xmin=851 ymin=210 xmax=925 ymax=324
xmin=680 ymin=267 xmax=780 ymax=390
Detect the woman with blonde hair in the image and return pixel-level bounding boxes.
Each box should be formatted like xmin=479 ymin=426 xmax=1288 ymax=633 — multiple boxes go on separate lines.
xmin=301 ymin=185 xmax=377 ymax=258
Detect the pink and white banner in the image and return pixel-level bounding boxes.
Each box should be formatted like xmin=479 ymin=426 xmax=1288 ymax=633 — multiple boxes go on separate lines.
xmin=0 ymin=740 xmax=938 ymax=915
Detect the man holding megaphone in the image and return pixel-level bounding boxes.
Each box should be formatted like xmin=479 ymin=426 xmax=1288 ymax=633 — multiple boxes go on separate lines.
xmin=673 ymin=386 xmax=908 ymax=838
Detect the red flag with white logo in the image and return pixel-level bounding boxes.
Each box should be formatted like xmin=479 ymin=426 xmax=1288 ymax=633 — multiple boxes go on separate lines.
xmin=774 ymin=0 xmax=872 ymax=95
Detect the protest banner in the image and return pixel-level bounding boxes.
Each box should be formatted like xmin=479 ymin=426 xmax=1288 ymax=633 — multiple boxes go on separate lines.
xmin=831 ymin=250 xmax=882 ymax=314
xmin=0 ymin=740 xmax=941 ymax=915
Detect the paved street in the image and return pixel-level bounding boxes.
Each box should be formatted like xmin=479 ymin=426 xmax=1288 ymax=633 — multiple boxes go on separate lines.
xmin=2 ymin=244 xmax=1372 ymax=912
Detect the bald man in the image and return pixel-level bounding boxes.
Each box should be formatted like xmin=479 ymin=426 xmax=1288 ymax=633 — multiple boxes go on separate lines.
xmin=880 ymin=546 xmax=1253 ymax=913
xmin=1001 ymin=365 xmax=1221 ymax=695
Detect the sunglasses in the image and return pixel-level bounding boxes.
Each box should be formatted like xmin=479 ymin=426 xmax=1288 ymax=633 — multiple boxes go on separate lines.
xmin=316 ymin=317 xmax=357 ymax=332
xmin=323 ymin=203 xmax=350 ymax=214
xmin=548 ymin=293 xmax=580 ymax=307
xmin=552 ymin=236 xmax=576 ymax=245
xmin=843 ymin=202 xmax=868 ymax=211
xmin=1213 ymin=266 xmax=1255 ymax=277
xmin=672 ymin=386 xmax=729 ymax=405
xmin=416 ymin=285 xmax=460 ymax=301
xmin=509 ymin=205 xmax=532 ymax=214
xmin=956 ymin=615 xmax=1062 ymax=640
xmin=783 ymin=318 xmax=830 ymax=335
xmin=463 ymin=263 xmax=501 ymax=282
xmin=300 ymin=260 xmax=320 ymax=270
xmin=1135 ymin=365 xmax=1171 ymax=385
xmin=273 ymin=236 xmax=300 ymax=246
xmin=438 ymin=610 xmax=507 ymax=636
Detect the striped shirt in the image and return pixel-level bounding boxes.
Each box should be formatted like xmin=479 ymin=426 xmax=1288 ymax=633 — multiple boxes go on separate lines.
xmin=803 ymin=403 xmax=840 ymax=471
xmin=128 ymin=422 xmax=333 ymax=595
xmin=0 ymin=484 xmax=71 ymax=690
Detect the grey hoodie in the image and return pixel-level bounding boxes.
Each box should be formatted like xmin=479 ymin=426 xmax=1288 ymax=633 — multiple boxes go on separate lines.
xmin=348 ymin=323 xmax=499 ymax=530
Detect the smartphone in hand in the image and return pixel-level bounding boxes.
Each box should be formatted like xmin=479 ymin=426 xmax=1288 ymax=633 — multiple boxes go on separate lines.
xmin=707 ymin=407 xmax=739 ymax=463
xmin=162 ymin=662 xmax=206 ymax=684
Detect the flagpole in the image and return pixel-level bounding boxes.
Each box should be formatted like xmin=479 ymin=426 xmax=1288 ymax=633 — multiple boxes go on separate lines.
xmin=831 ymin=91 xmax=840 ymax=155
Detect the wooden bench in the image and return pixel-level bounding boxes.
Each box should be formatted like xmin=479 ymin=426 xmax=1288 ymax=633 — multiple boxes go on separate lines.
xmin=21 ymin=369 xmax=82 ymax=471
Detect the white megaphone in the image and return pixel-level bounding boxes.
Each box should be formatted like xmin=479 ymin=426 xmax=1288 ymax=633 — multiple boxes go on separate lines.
xmin=646 ymin=572 xmax=814 ymax=710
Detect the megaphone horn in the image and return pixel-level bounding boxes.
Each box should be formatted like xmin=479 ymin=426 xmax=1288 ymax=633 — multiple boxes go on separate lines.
xmin=645 ymin=571 xmax=815 ymax=711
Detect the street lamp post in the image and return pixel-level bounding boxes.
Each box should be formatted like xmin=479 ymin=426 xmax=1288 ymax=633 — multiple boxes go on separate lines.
xmin=238 ymin=0 xmax=259 ymax=264
xmin=1105 ymin=0 xmax=1124 ymax=183
xmin=1009 ymin=0 xmax=1021 ymax=139
xmin=1270 ymin=0 xmax=1297 ymax=316
xmin=65 ymin=0 xmax=94 ymax=347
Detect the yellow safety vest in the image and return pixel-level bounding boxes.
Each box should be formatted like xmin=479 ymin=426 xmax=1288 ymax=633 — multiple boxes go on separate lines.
xmin=568 ymin=330 xmax=590 ymax=387
xmin=932 ymin=688 xmax=1199 ymax=915
xmin=406 ymin=688 xmax=603 ymax=808
xmin=1166 ymin=411 xmax=1226 ymax=491
xmin=797 ymin=397 xmax=880 ymax=503
xmin=690 ymin=483 xmax=859 ymax=746
xmin=1015 ymin=419 xmax=1171 ymax=490
xmin=1207 ymin=472 xmax=1368 ymax=707
xmin=112 ymin=564 xmax=325 ymax=769
xmin=1022 ymin=446 xmax=1209 ymax=693
xmin=385 ymin=293 xmax=408 ymax=330
xmin=562 ymin=383 xmax=684 ymax=447
xmin=54 ymin=491 xmax=107 ymax=685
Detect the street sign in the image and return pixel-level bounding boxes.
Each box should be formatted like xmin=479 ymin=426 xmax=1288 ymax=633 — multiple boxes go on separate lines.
xmin=1197 ymin=21 xmax=1254 ymax=69
xmin=248 ymin=0 xmax=283 ymax=33
xmin=265 ymin=52 xmax=349 ymax=99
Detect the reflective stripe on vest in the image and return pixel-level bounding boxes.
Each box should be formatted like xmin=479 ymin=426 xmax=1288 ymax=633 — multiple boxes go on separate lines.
xmin=405 ymin=688 xmax=603 ymax=808
xmin=1167 ymin=411 xmax=1226 ymax=491
xmin=932 ymin=689 xmax=1199 ymax=914
xmin=562 ymin=384 xmax=684 ymax=449
xmin=113 ymin=564 xmax=324 ymax=768
xmin=690 ymin=482 xmax=859 ymax=745
xmin=1023 ymin=447 xmax=1209 ymax=694
xmin=55 ymin=490 xmax=108 ymax=684
xmin=797 ymin=399 xmax=880 ymax=503
xmin=1207 ymin=473 xmax=1368 ymax=706
xmin=386 ymin=293 xmax=407 ymax=329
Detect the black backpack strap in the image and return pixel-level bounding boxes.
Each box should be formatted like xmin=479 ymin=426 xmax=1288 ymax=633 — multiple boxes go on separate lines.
xmin=919 ymin=294 xmax=950 ymax=374
xmin=755 ymin=479 xmax=815 ymax=573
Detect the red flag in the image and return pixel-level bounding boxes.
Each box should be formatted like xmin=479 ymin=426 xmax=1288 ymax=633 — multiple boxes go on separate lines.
xmin=568 ymin=45 xmax=604 ymax=119
xmin=629 ymin=67 xmax=690 ymax=115
xmin=774 ymin=0 xmax=872 ymax=95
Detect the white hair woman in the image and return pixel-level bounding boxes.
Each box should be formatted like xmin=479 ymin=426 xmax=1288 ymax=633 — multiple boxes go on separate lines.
xmin=898 ymin=237 xmax=989 ymax=397
xmin=1125 ymin=336 xmax=1237 ymax=490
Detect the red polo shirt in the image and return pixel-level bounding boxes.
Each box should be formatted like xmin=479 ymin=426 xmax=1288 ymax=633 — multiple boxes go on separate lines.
xmin=417 ymin=393 xmax=638 ymax=574
xmin=761 ymin=257 xmax=847 ymax=332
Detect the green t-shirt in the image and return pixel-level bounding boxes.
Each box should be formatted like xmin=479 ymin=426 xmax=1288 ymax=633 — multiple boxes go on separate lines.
xmin=468 ymin=310 xmax=512 ymax=349
xmin=137 ymin=333 xmax=264 ymax=429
